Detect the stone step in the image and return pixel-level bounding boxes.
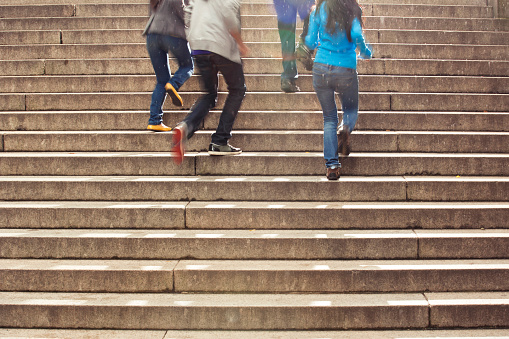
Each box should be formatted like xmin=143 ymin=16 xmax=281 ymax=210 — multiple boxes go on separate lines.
xmin=1 ymin=229 xmax=508 ymax=259
xmin=0 ymin=16 xmax=505 ymax=32
xmin=5 ymin=28 xmax=507 ymax=45
xmin=0 ymin=176 xmax=507 ymax=202
xmin=0 ymin=4 xmax=75 ymax=18
xmin=0 ymin=259 xmax=176 ymax=292
xmin=2 ymin=111 xmax=509 ymax=132
xmin=3 ymin=92 xmax=508 ymax=112
xmin=4 ymin=58 xmax=503 ymax=77
xmin=1 ymin=152 xmax=508 ymax=176
xmin=1 ymin=75 xmax=507 ymax=94
xmin=3 ymin=0 xmax=492 ymax=4
xmin=1 ymin=201 xmax=508 ymax=230
xmin=1 ymin=291 xmax=508 ymax=329
xmin=1 ymin=43 xmax=507 ymax=61
xmin=3 ymin=329 xmax=509 ymax=339
xmin=1 ymin=259 xmax=508 ymax=293
xmin=3 ymin=129 xmax=509 ymax=152
xmin=1 ymin=3 xmax=495 ymax=18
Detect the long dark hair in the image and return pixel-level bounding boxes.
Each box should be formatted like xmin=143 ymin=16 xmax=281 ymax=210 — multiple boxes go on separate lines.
xmin=315 ymin=0 xmax=363 ymax=42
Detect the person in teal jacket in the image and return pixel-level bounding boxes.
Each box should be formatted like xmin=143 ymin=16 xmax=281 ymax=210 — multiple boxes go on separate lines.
xmin=304 ymin=0 xmax=372 ymax=180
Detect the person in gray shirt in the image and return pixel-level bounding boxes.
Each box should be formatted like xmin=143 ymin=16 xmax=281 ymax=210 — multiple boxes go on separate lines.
xmin=171 ymin=0 xmax=249 ymax=164
xmin=143 ymin=0 xmax=194 ymax=131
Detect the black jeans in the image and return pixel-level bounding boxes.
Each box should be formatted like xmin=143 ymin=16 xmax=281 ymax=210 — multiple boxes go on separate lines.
xmin=184 ymin=53 xmax=246 ymax=145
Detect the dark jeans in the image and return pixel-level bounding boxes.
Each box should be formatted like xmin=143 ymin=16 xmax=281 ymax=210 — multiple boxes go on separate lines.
xmin=183 ymin=53 xmax=246 ymax=145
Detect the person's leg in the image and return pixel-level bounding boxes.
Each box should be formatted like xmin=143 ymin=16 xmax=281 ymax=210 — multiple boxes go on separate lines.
xmin=338 ymin=70 xmax=359 ymax=133
xmin=146 ymin=33 xmax=170 ymax=126
xmin=162 ymin=35 xmax=194 ymax=90
xmin=312 ymin=63 xmax=340 ymax=169
xmin=273 ymin=0 xmax=298 ymax=89
xmin=333 ymin=67 xmax=358 ymax=156
xmin=182 ymin=54 xmax=219 ymax=139
xmin=210 ymin=53 xmax=246 ymax=146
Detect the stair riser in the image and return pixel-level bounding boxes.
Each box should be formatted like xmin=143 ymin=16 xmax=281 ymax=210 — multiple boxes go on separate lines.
xmin=0 ymin=267 xmax=507 ymax=293
xmin=1 ymin=44 xmax=507 ymax=60
xmin=2 ymin=112 xmax=509 ymax=132
xmin=3 ymin=92 xmax=507 ymax=112
xmin=0 ymin=4 xmax=495 ymax=19
xmin=2 ymin=234 xmax=507 ymax=259
xmin=4 ymin=59 xmax=506 ymax=77
xmin=2 ymin=75 xmax=507 ymax=94
xmin=1 ymin=156 xmax=508 ymax=176
xmin=5 ymin=29 xmax=507 ymax=46
xmin=1 ymin=16 xmax=504 ymax=31
xmin=2 ymin=204 xmax=508 ymax=229
xmin=0 ymin=180 xmax=507 ymax=201
xmin=3 ymin=133 xmax=508 ymax=153
xmin=0 ymin=304 xmax=429 ymax=330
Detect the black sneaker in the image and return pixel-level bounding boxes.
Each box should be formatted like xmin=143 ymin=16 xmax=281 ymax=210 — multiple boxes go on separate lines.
xmin=281 ymin=78 xmax=300 ymax=93
xmin=208 ymin=143 xmax=242 ymax=156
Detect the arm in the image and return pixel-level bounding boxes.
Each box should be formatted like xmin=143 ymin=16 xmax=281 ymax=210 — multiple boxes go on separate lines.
xmin=351 ymin=17 xmax=372 ymax=59
xmin=224 ymin=0 xmax=249 ymax=57
xmin=304 ymin=8 xmax=319 ymax=50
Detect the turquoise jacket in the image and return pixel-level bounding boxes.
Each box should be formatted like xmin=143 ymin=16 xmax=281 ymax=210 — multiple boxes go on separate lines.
xmin=304 ymin=2 xmax=372 ymax=69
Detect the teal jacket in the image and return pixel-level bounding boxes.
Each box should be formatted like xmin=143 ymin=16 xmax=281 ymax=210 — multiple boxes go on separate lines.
xmin=304 ymin=2 xmax=372 ymax=69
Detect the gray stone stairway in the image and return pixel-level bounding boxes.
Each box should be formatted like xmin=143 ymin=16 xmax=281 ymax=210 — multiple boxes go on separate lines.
xmin=0 ymin=0 xmax=509 ymax=337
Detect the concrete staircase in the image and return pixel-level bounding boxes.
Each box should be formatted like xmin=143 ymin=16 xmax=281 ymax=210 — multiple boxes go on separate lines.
xmin=0 ymin=0 xmax=508 ymax=337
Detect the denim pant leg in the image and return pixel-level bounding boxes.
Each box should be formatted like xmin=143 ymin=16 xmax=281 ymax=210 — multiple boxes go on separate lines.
xmin=146 ymin=33 xmax=170 ymax=125
xmin=273 ymin=0 xmax=298 ymax=80
xmin=183 ymin=54 xmax=219 ymax=139
xmin=336 ymin=70 xmax=359 ymax=133
xmin=161 ymin=35 xmax=194 ymax=90
xmin=210 ymin=54 xmax=246 ymax=145
xmin=313 ymin=64 xmax=339 ymax=168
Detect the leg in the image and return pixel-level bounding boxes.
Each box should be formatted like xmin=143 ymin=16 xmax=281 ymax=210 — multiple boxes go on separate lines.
xmin=210 ymin=54 xmax=246 ymax=145
xmin=337 ymin=69 xmax=359 ymax=133
xmin=313 ymin=63 xmax=340 ymax=169
xmin=182 ymin=54 xmax=218 ymax=139
xmin=146 ymin=33 xmax=170 ymax=125
xmin=273 ymin=0 xmax=298 ymax=81
xmin=163 ymin=35 xmax=194 ymax=90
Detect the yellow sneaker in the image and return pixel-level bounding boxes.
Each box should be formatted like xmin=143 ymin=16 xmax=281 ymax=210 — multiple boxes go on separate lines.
xmin=147 ymin=123 xmax=172 ymax=132
xmin=165 ymin=83 xmax=183 ymax=107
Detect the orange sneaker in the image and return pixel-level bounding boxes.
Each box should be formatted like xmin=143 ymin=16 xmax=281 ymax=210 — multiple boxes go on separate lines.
xmin=147 ymin=123 xmax=172 ymax=132
xmin=165 ymin=83 xmax=183 ymax=107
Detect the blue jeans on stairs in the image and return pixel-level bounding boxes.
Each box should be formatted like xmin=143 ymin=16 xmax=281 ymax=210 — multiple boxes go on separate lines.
xmin=312 ymin=62 xmax=359 ymax=169
xmin=146 ymin=33 xmax=194 ymax=125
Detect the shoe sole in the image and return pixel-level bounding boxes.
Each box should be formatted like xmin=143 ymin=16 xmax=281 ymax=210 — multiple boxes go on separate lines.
xmin=171 ymin=128 xmax=185 ymax=164
xmin=165 ymin=83 xmax=183 ymax=107
xmin=208 ymin=150 xmax=242 ymax=156
xmin=147 ymin=125 xmax=172 ymax=132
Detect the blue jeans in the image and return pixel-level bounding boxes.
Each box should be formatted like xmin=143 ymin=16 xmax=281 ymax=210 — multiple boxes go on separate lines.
xmin=312 ymin=62 xmax=359 ymax=168
xmin=183 ymin=53 xmax=246 ymax=145
xmin=146 ymin=33 xmax=194 ymax=125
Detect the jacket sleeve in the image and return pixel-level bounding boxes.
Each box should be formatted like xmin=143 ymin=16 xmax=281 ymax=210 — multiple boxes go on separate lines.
xmin=223 ymin=0 xmax=242 ymax=34
xmin=304 ymin=8 xmax=319 ymax=50
xmin=351 ymin=17 xmax=372 ymax=59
